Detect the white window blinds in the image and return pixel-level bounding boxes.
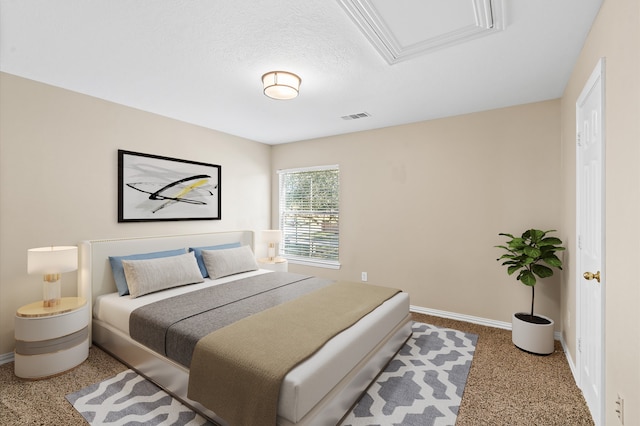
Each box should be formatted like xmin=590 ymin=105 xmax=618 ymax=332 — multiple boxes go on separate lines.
xmin=278 ymin=165 xmax=340 ymax=267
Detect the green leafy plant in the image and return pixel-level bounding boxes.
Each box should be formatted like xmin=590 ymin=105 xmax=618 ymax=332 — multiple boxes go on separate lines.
xmin=495 ymin=229 xmax=565 ymax=318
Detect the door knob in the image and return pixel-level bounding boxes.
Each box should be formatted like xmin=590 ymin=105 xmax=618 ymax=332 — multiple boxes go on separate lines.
xmin=583 ymin=271 xmax=601 ymax=283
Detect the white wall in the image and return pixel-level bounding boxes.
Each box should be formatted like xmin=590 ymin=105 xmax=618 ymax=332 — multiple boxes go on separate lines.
xmin=0 ymin=73 xmax=272 ymax=355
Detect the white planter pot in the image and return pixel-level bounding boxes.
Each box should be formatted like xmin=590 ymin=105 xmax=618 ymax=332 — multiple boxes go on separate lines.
xmin=511 ymin=313 xmax=555 ymax=355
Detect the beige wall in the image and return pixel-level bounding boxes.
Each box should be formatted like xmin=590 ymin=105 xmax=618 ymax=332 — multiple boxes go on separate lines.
xmin=4 ymin=3 xmax=638 ymax=419
xmin=272 ymin=100 xmax=563 ymax=328
xmin=0 ymin=73 xmax=272 ymax=355
xmin=560 ymin=0 xmax=640 ymax=424
xmin=0 ymin=75 xmax=565 ymax=358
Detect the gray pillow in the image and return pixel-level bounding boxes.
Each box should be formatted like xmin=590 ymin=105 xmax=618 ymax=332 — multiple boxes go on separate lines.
xmin=202 ymin=245 xmax=259 ymax=279
xmin=122 ymin=252 xmax=204 ymax=298
xmin=188 ymin=242 xmax=241 ymax=278
xmin=109 ymin=248 xmax=187 ymax=296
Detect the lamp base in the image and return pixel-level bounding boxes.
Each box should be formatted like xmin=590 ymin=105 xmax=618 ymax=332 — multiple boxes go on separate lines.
xmin=43 ymin=299 xmax=61 ymax=308
xmin=43 ymin=277 xmax=61 ymax=308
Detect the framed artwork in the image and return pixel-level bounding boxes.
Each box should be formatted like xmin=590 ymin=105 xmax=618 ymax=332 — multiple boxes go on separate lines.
xmin=118 ymin=150 xmax=221 ymax=222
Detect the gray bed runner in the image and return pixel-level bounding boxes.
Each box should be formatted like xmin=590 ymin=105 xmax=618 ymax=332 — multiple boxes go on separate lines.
xmin=129 ymin=272 xmax=333 ymax=367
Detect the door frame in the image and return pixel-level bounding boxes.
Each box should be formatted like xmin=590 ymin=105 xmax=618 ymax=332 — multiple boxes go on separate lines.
xmin=575 ymin=57 xmax=606 ymax=426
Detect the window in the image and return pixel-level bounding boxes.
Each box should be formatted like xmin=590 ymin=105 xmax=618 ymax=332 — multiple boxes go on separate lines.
xmin=278 ymin=165 xmax=340 ymax=268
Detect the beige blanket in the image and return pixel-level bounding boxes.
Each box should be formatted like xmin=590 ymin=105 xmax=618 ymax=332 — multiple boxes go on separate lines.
xmin=187 ymin=281 xmax=401 ymax=426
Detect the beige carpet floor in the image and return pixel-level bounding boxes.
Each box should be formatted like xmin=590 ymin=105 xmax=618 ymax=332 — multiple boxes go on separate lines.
xmin=413 ymin=313 xmax=594 ymax=426
xmin=0 ymin=313 xmax=594 ymax=425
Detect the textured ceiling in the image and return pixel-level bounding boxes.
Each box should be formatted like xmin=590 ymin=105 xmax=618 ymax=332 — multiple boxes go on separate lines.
xmin=0 ymin=0 xmax=603 ymax=144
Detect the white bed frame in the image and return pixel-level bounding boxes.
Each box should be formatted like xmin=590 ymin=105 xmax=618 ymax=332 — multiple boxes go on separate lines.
xmin=78 ymin=231 xmax=412 ymax=426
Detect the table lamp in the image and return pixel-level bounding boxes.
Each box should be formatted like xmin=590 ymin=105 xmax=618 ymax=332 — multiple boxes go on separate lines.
xmin=27 ymin=246 xmax=78 ymax=307
xmin=261 ymin=230 xmax=282 ymax=262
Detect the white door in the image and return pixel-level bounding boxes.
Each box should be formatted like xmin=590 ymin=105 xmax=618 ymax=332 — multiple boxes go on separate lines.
xmin=576 ymin=58 xmax=605 ymax=426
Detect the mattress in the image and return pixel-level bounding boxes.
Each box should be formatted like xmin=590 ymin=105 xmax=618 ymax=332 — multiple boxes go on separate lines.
xmin=93 ymin=270 xmax=410 ymax=423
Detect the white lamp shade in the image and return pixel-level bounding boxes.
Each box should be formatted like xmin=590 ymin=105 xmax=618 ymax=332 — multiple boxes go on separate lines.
xmin=27 ymin=246 xmax=78 ymax=274
xmin=262 ymin=71 xmax=301 ymax=100
xmin=261 ymin=230 xmax=282 ymax=244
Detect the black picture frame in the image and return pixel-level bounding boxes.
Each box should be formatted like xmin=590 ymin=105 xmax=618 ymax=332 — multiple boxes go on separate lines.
xmin=118 ymin=150 xmax=221 ymax=222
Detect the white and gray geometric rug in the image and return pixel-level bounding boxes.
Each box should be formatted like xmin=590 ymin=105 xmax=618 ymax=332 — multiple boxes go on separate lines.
xmin=67 ymin=322 xmax=477 ymax=426
xmin=341 ymin=322 xmax=478 ymax=426
xmin=66 ymin=369 xmax=214 ymax=425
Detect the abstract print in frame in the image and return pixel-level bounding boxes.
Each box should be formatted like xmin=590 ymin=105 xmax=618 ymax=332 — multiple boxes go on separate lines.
xmin=118 ymin=150 xmax=221 ymax=222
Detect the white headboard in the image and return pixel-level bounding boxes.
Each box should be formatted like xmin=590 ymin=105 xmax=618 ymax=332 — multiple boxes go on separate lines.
xmin=78 ymin=230 xmax=254 ymax=311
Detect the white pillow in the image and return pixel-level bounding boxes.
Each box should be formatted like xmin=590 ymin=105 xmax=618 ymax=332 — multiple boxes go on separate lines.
xmin=202 ymin=245 xmax=259 ymax=279
xmin=122 ymin=252 xmax=204 ymax=298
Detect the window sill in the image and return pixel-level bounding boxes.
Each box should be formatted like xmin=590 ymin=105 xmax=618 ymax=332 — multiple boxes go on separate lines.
xmin=285 ymin=257 xmax=341 ymax=270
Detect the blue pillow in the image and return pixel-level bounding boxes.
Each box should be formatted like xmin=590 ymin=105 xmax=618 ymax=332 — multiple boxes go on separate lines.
xmin=189 ymin=242 xmax=241 ymax=278
xmin=109 ymin=248 xmax=187 ymax=296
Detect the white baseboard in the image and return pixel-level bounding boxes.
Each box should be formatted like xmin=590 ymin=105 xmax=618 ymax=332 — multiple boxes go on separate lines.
xmin=0 ymin=352 xmax=14 ymax=365
xmin=559 ymin=335 xmax=579 ymax=383
xmin=410 ymin=305 xmax=513 ymax=331
xmin=411 ymin=305 xmax=577 ymax=383
xmin=410 ymin=305 xmax=564 ymax=341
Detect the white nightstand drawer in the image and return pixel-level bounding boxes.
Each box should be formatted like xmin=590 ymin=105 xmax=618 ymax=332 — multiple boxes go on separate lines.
xmin=15 ymin=302 xmax=88 ymax=341
xmin=14 ymin=339 xmax=89 ymax=379
xmin=14 ymin=297 xmax=89 ymax=379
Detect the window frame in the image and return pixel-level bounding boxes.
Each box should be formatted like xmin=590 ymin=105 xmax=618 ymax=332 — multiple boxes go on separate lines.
xmin=277 ymin=165 xmax=341 ymax=269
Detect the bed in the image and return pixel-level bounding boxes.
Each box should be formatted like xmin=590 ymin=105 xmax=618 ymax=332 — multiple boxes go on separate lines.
xmin=78 ymin=230 xmax=412 ymax=425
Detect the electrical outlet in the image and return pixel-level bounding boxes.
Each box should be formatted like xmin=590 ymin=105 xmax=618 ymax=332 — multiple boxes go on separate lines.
xmin=361 ymin=272 xmax=368 ymax=282
xmin=615 ymin=394 xmax=624 ymax=424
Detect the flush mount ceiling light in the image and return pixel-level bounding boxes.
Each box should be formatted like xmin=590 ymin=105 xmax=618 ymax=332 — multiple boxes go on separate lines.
xmin=262 ymin=71 xmax=301 ymax=100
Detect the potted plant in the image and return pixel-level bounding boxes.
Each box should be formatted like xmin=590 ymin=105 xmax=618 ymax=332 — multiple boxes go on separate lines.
xmin=496 ymin=229 xmax=565 ymax=355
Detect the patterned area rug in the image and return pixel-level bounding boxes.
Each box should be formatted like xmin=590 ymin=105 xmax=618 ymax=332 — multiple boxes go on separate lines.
xmin=67 ymin=322 xmax=477 ymax=426
xmin=66 ymin=370 xmax=214 ymax=425
xmin=341 ymin=322 xmax=478 ymax=426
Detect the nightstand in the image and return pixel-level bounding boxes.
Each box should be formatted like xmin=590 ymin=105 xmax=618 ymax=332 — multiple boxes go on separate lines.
xmin=258 ymin=258 xmax=289 ymax=272
xmin=14 ymin=297 xmax=89 ymax=379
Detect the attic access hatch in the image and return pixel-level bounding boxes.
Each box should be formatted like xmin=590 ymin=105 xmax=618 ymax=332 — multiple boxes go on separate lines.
xmin=338 ymin=0 xmax=505 ymax=64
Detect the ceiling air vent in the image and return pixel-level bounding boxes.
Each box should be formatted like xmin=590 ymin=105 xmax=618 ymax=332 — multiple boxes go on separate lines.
xmin=341 ymin=112 xmax=371 ymax=121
